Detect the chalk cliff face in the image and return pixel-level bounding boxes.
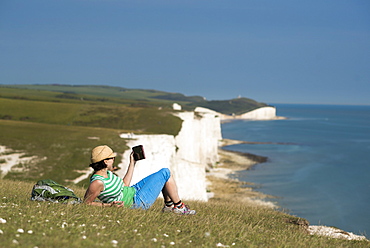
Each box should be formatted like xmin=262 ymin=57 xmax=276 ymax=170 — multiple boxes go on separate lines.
xmin=240 ymin=106 xmax=276 ymax=120
xmin=220 ymin=106 xmax=281 ymax=121
xmin=116 ymin=107 xmax=222 ymax=201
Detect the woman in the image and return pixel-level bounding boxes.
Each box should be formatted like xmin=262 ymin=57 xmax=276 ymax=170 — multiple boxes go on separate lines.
xmin=84 ymin=145 xmax=196 ymax=215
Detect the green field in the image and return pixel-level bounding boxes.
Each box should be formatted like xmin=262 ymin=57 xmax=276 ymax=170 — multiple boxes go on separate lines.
xmin=0 ymin=98 xmax=182 ymax=134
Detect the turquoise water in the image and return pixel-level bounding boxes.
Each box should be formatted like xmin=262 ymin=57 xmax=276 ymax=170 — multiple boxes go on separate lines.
xmin=221 ymin=104 xmax=370 ymax=237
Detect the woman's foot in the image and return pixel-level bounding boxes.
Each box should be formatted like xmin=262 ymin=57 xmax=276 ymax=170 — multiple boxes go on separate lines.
xmin=162 ymin=204 xmax=174 ymax=213
xmin=172 ymin=203 xmax=196 ymax=215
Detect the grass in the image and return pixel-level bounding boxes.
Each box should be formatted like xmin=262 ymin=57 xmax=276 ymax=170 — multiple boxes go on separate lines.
xmin=0 ymin=98 xmax=183 ymax=135
xmin=0 ymin=179 xmax=368 ymax=248
xmin=0 ymin=85 xmax=193 ymax=106
xmin=0 ymin=120 xmax=127 ymax=184
xmin=0 ymin=98 xmax=84 ymax=125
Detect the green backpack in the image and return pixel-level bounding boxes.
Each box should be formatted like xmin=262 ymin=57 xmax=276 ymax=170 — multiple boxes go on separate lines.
xmin=31 ymin=179 xmax=82 ymax=204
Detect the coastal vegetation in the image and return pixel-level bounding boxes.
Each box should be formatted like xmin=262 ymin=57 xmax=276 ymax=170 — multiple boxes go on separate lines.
xmin=0 ymin=84 xmax=368 ymax=246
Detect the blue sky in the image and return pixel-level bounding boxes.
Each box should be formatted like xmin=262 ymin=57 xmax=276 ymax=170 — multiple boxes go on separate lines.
xmin=1 ymin=0 xmax=369 ymax=105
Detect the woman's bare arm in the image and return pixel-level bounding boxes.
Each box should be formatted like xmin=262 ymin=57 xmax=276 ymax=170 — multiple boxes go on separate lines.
xmin=84 ymin=180 xmax=105 ymax=205
xmin=122 ymin=152 xmax=136 ymax=186
xmin=84 ymin=179 xmax=124 ymax=207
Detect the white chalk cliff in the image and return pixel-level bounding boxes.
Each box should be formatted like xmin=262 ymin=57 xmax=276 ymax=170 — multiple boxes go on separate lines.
xmin=116 ymin=107 xmax=222 ymax=201
xmin=240 ymin=106 xmax=276 ymax=120
xmin=220 ymin=106 xmax=283 ymax=121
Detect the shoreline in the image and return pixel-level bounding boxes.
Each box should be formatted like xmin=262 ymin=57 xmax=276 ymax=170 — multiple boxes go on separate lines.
xmin=206 ymin=139 xmax=277 ymax=208
xmin=207 ymin=139 xmax=368 ymax=241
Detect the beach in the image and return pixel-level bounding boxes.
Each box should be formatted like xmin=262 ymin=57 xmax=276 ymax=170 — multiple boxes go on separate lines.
xmin=206 ymin=139 xmax=276 ymax=208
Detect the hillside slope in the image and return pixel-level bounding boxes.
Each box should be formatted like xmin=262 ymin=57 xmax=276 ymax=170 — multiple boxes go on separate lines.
xmin=1 ymin=84 xmax=269 ymax=114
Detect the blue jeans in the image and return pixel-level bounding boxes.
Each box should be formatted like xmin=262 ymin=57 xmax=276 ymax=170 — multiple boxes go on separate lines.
xmin=131 ymin=168 xmax=170 ymax=209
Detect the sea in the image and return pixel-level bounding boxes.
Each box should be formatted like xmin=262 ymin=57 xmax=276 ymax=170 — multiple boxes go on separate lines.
xmin=221 ymin=104 xmax=370 ymax=237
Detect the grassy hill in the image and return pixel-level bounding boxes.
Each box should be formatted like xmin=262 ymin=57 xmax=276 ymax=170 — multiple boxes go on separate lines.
xmin=187 ymin=97 xmax=268 ymax=115
xmin=0 ymin=84 xmax=269 ymax=114
xmin=0 ymin=84 xmax=185 ymax=184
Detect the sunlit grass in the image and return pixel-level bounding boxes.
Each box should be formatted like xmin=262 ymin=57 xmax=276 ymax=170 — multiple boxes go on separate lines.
xmin=0 ymin=120 xmax=127 ymax=184
xmin=0 ymin=98 xmax=182 ymax=135
xmin=0 ymin=179 xmax=368 ymax=247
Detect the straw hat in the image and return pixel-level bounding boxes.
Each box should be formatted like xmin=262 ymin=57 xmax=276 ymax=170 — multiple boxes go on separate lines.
xmin=91 ymin=145 xmax=117 ymax=163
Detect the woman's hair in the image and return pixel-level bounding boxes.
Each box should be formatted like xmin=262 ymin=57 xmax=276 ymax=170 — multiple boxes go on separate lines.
xmin=89 ymin=160 xmax=107 ymax=171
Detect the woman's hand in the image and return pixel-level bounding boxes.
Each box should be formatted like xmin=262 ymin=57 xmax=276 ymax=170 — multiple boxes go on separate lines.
xmin=110 ymin=201 xmax=124 ymax=207
xmin=129 ymin=151 xmax=136 ymax=165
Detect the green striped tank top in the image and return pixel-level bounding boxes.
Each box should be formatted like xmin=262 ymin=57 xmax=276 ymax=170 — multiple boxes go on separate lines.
xmin=90 ymin=170 xmax=135 ymax=207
